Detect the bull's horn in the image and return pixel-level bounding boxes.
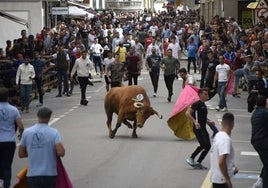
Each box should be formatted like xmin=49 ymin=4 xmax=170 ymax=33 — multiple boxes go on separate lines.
xmin=133 ymin=102 xmax=144 ymax=108
xmin=154 ymin=110 xmax=163 ymax=119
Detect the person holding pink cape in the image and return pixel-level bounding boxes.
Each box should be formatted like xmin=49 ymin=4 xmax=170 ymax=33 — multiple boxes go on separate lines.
xmin=18 ymin=107 xmax=66 ymax=188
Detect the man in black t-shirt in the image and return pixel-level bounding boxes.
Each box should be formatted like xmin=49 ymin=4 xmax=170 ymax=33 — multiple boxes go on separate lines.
xmin=78 ymin=25 xmax=90 ymax=50
xmin=204 ymin=51 xmax=220 ymax=89
xmin=146 ymin=47 xmax=161 ymax=97
xmin=185 ymin=88 xmax=218 ymax=169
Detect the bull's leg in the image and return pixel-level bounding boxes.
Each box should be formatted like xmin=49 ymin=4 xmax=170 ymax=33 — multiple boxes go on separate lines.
xmin=132 ymin=121 xmax=138 ymax=138
xmin=111 ymin=122 xmax=121 ymax=138
xmin=123 ymin=120 xmax=133 ymax=129
xmin=110 ymin=111 xmax=124 ymax=138
xmin=106 ymin=111 xmax=113 ymax=138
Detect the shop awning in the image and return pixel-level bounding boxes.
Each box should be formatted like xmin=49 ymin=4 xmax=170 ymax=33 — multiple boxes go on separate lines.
xmin=68 ymin=1 xmax=91 ymax=9
xmin=0 ymin=11 xmax=28 ymax=28
xmin=247 ymin=2 xmax=259 ymax=9
xmin=68 ymin=6 xmax=94 ymax=18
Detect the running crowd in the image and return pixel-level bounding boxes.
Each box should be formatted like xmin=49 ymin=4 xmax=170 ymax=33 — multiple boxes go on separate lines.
xmin=0 ymin=7 xmax=268 ymax=188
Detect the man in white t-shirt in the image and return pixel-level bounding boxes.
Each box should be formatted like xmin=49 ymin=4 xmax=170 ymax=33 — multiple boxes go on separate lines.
xmin=90 ymin=38 xmax=104 ymax=76
xmin=149 ymin=22 xmax=158 ymax=37
xmin=210 ymin=112 xmax=238 ymax=188
xmin=213 ymin=56 xmax=230 ymax=112
xmin=167 ymin=35 xmax=181 ymax=60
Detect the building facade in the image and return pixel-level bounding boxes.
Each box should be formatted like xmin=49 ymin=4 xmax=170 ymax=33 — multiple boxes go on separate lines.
xmin=200 ymin=0 xmax=237 ymax=23
xmin=200 ymin=0 xmax=268 ymax=28
xmin=0 ymin=0 xmax=43 ymax=48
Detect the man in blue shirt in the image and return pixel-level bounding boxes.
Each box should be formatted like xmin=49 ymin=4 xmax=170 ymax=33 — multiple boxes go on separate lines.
xmin=187 ymin=37 xmax=198 ymax=74
xmin=19 ymin=107 xmax=65 ymax=188
xmin=0 ymin=87 xmax=24 ymax=188
xmin=31 ymin=51 xmax=46 ymax=107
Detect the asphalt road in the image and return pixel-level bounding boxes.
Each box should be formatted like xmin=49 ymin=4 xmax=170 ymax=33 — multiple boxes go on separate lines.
xmin=11 ymin=60 xmax=261 ymax=188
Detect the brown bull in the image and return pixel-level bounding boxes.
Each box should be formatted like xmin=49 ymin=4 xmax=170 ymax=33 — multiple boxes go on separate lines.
xmin=104 ymin=85 xmax=162 ymax=138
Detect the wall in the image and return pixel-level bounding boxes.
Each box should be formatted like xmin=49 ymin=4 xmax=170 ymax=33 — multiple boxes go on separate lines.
xmin=200 ymin=0 xmax=238 ymax=23
xmin=0 ymin=1 xmax=43 ymax=49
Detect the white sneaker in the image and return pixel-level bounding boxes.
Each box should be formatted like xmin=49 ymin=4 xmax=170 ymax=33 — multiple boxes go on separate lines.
xmin=186 ymin=158 xmax=196 ymax=167
xmin=194 ymin=162 xmax=208 ymax=170
xmin=215 ymin=106 xmax=220 ymax=111
xmin=252 ymin=177 xmax=262 ymax=188
xmin=220 ymin=107 xmax=227 ymax=112
xmin=153 ymin=93 xmax=157 ymax=97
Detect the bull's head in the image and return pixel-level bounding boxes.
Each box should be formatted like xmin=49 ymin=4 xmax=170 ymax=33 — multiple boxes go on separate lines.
xmin=133 ymin=102 xmax=163 ymax=128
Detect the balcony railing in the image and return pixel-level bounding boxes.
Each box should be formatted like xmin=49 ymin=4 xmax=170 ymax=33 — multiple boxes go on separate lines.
xmin=105 ymin=1 xmax=142 ymax=10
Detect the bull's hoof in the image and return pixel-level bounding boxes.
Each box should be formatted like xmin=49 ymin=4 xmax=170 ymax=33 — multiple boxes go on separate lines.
xmin=132 ymin=134 xmax=138 ymax=138
xmin=109 ymin=132 xmax=115 ymax=139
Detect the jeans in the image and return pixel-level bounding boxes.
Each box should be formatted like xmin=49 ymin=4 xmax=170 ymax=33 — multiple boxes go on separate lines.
xmin=200 ymin=63 xmax=207 ymax=88
xmin=77 ymin=77 xmax=89 ymax=100
xmin=149 ymin=68 xmax=160 ymax=93
xmin=57 ymin=70 xmax=69 ymax=95
xmin=217 ymin=81 xmax=227 ymax=108
xmin=34 ymin=77 xmax=43 ymax=104
xmin=191 ymin=128 xmax=211 ymax=163
xmin=164 ymin=74 xmax=175 ymax=98
xmin=93 ymin=56 xmax=103 ymax=74
xmin=27 ymin=176 xmax=57 ymax=188
xmin=128 ymin=72 xmax=139 ymax=85
xmin=20 ymin=84 xmax=32 ymax=109
xmin=187 ymin=56 xmax=196 ymax=73
xmin=0 ymin=142 xmax=16 ymax=188
xmin=233 ymin=68 xmax=244 ymax=94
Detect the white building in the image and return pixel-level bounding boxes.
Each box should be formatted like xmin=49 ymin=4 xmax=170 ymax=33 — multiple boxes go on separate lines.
xmin=0 ymin=0 xmax=44 ymax=48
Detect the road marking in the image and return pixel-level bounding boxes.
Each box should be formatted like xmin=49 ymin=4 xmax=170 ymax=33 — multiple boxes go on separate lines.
xmin=48 ymin=118 xmax=60 ymax=127
xmin=232 ymin=140 xmax=250 ymax=143
xmin=201 ymin=170 xmax=259 ymax=188
xmin=230 ymin=114 xmax=251 ymax=118
xmin=241 ymin=151 xmax=258 ymax=156
xmin=201 ymin=170 xmax=211 ymax=188
xmin=21 ymin=118 xmax=38 ymax=121
xmin=234 ymin=172 xmax=258 ymax=179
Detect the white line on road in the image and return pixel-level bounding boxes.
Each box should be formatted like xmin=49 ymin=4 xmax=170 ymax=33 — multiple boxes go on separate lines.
xmin=241 ymin=151 xmax=258 ymax=156
xmin=48 ymin=118 xmax=60 ymax=127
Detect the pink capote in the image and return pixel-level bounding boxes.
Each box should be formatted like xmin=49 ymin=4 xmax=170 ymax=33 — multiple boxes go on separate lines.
xmin=167 ymin=85 xmax=200 ymax=140
xmin=227 ymin=72 xmax=234 ymax=94
xmin=13 ymin=166 xmax=28 ymax=188
xmin=56 ymin=156 xmax=73 ymax=188
xmin=14 ymin=157 xmax=73 ymax=188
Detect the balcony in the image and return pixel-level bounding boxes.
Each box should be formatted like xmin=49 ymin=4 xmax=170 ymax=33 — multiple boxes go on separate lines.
xmin=105 ymin=0 xmax=142 ymax=10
